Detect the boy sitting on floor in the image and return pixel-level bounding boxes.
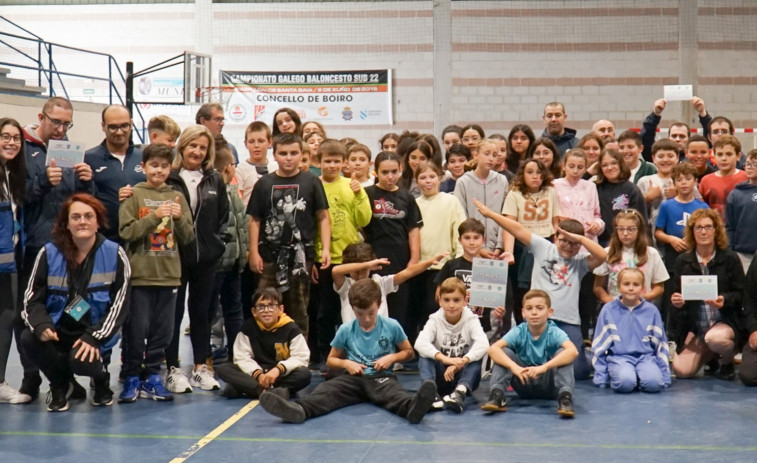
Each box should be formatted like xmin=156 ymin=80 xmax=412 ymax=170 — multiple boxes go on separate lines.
xmin=259 ymin=278 xmax=436 ymax=424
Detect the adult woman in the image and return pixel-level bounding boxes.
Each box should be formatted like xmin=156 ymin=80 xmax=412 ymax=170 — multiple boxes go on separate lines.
xmin=165 ymin=125 xmax=229 ymax=393
xmin=272 ymin=108 xmax=302 ymax=137
xmin=0 ymin=118 xmax=29 ymax=403
xmin=21 ymin=193 xmax=130 ymax=411
xmin=506 ymin=124 xmax=535 ymax=173
xmin=671 ymin=209 xmax=745 ymax=380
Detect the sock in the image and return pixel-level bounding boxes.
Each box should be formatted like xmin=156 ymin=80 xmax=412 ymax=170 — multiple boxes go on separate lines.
xmin=455 ymin=384 xmax=467 ymax=395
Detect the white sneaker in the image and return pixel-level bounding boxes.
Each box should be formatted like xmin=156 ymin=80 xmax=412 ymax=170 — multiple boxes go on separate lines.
xmin=0 ymin=381 xmax=32 ymax=404
xmin=190 ymin=364 xmax=220 ymax=391
xmin=165 ymin=367 xmax=193 ymax=393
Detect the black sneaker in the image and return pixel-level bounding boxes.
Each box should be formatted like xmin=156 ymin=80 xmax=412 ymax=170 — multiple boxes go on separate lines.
xmin=481 ymin=388 xmax=508 ymax=413
xmin=259 ymin=390 xmax=306 ymax=423
xmin=92 ymin=384 xmax=114 ymax=407
xmin=717 ymin=363 xmax=735 ymax=381
xmin=46 ymin=384 xmax=70 ymax=412
xmin=268 ymin=387 xmax=291 ymax=400
xmin=68 ymin=379 xmax=87 ymax=400
xmin=406 ymin=380 xmax=436 ymax=424
xmin=557 ymin=391 xmax=575 ymax=418
xmin=443 ymin=389 xmax=466 ymax=413
xmin=19 ymin=371 xmax=42 ymax=402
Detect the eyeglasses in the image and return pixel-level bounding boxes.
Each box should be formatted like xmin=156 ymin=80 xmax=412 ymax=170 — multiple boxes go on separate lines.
xmin=745 ymin=162 xmax=757 ymax=169
xmin=557 ymin=238 xmax=582 ymax=248
xmin=253 ymin=303 xmax=278 ymax=313
xmin=69 ymin=213 xmax=96 ymax=223
xmin=616 ymin=227 xmax=638 ymax=234
xmin=694 ymin=224 xmax=715 ymax=232
xmin=43 ymin=113 xmax=74 ymax=130
xmin=710 ymin=129 xmax=730 ymax=135
xmin=106 ymin=123 xmax=131 ymax=133
xmin=0 ymin=133 xmax=21 ymax=143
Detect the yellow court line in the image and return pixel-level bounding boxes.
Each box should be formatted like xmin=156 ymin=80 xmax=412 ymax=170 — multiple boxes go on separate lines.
xmin=169 ymin=399 xmax=259 ymax=463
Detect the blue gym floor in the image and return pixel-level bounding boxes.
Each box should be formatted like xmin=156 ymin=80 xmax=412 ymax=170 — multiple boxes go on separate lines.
xmin=2 ymin=332 xmax=757 ymax=463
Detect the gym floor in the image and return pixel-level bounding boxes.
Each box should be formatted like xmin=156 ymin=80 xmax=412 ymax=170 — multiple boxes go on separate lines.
xmin=2 ymin=336 xmax=757 ymax=463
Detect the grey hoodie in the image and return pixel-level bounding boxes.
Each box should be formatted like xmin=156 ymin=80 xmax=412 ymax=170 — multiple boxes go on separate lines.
xmin=453 ymin=170 xmax=509 ymax=251
xmin=414 ymin=306 xmax=489 ymax=362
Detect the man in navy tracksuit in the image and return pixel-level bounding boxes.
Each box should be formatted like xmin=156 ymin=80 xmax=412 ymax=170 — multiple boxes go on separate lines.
xmin=84 ymin=105 xmax=144 ymax=243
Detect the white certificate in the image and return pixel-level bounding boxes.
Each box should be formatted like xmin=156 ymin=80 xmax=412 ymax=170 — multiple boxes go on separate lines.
xmin=46 ymin=140 xmax=85 ymax=168
xmin=681 ymin=275 xmax=718 ymax=301
xmin=469 ymin=282 xmax=507 ymax=309
xmin=664 ymin=84 xmax=693 ymax=102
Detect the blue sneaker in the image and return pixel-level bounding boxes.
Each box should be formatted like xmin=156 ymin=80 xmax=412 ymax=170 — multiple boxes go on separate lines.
xmin=118 ymin=376 xmax=140 ymax=403
xmin=140 ymin=374 xmax=174 ymax=401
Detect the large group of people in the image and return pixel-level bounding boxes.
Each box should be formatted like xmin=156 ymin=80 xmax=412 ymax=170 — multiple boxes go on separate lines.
xmin=1 ymin=95 xmax=757 ymax=425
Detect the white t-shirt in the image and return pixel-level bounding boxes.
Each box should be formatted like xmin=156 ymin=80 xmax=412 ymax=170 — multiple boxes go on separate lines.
xmin=593 ymin=246 xmax=669 ymax=298
xmin=336 ymin=274 xmax=397 ymax=324
xmin=179 ymin=169 xmax=204 ymax=213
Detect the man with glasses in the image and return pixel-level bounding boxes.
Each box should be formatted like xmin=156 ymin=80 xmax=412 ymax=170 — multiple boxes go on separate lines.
xmin=19 ymin=96 xmax=95 ymax=401
xmin=706 ymin=116 xmax=745 ymax=170
xmin=84 ymin=105 xmax=144 ymax=242
xmin=196 ymin=103 xmax=239 ymax=164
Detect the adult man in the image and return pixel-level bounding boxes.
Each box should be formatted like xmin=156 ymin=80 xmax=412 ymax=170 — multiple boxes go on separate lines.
xmin=18 ymin=96 xmax=95 ymax=400
xmin=196 ymin=103 xmax=239 ymax=163
xmin=591 ymin=120 xmax=616 ymax=142
xmin=84 ymin=104 xmax=144 ymax=242
xmin=541 ymin=102 xmax=578 ymax=157
xmin=640 ymin=96 xmax=711 ymax=162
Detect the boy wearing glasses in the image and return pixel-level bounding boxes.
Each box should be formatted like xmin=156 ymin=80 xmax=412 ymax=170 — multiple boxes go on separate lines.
xmin=725 ymin=149 xmax=757 ymax=272
xmin=472 ymin=199 xmax=607 ymax=380
xmin=117 ymin=144 xmax=194 ymax=403
xmin=216 ymin=288 xmax=311 ymax=399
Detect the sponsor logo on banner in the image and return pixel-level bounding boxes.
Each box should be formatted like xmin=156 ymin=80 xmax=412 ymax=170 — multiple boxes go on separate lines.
xmin=254 ymin=105 xmax=266 ymax=121
xmin=342 ymin=107 xmax=353 ymax=121
xmin=318 ymin=107 xmax=329 ymax=117
xmin=228 ymin=104 xmax=247 ymax=121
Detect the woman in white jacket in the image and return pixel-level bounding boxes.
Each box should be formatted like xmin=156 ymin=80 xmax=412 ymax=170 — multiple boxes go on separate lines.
xmin=414 ymin=278 xmax=489 ymax=413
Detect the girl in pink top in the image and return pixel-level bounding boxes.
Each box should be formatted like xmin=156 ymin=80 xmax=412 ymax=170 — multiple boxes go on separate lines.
xmin=554 ymin=149 xmax=605 ymax=243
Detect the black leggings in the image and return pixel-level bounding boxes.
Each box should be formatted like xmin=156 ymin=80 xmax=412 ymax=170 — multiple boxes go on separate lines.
xmin=21 ymin=329 xmax=108 ymax=389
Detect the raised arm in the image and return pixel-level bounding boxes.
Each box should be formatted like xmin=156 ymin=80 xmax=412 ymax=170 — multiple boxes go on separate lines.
xmin=473 ymin=198 xmax=532 ymax=247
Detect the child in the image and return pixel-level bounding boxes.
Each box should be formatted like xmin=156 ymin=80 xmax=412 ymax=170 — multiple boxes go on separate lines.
xmin=699 ymin=134 xmax=747 ymax=217
xmin=147 ymin=115 xmax=180 ymax=150
xmin=302 ymin=120 xmax=326 ymax=139
xmin=247 ymin=133 xmax=330 ymax=338
xmin=433 ymin=218 xmax=504 ymax=333
xmin=594 ymin=149 xmax=648 ymax=246
xmin=236 ymin=121 xmax=274 ymax=207
xmin=305 ymin=131 xmax=324 ymax=177
xmin=577 ymin=133 xmax=605 ymax=179
xmin=398 ymin=139 xmax=433 ymax=197
xmin=118 ymin=144 xmax=194 ymax=402
xmin=333 ymin=243 xmax=447 ymax=324
xmin=506 ymin=125 xmax=535 ymax=173
xmin=502 ymin=159 xmax=561 ymax=329
xmin=298 ymin=142 xmax=311 ymax=173
xmin=527 ymin=137 xmax=562 ymax=180
xmin=725 ymin=149 xmax=757 ymax=271
xmin=313 ymin=139 xmax=372 ymax=365
xmin=441 ymin=125 xmax=462 ymax=153
xmin=593 ymin=210 xmax=669 ymax=304
xmin=473 ymin=199 xmax=607 ymax=380
xmin=461 ymin=124 xmax=485 ymax=157
xmin=637 ymin=139 xmax=679 ymax=235
xmin=208 ymin=143 xmax=248 ymax=362
xmin=363 ymin=152 xmax=423 ymax=339
xmin=453 ymin=139 xmax=510 ymax=256
xmin=617 ymin=130 xmax=657 ymax=184
xmin=415 ymin=278 xmax=488 ymax=413
xmin=272 ymin=107 xmax=302 ymax=137
xmin=440 ymin=144 xmax=471 ymax=193
xmin=215 ymin=288 xmax=311 ymax=399
xmin=379 ymin=132 xmax=399 ymax=153
xmin=413 ymin=161 xmax=466 ymax=329
xmin=553 ymin=148 xmax=604 ymax=341
xmin=592 ymin=268 xmax=671 ymax=393
xmin=482 ymin=289 xmax=578 ymax=417
xmin=347 ymin=143 xmax=374 ymax=188
xmin=259 ymin=278 xmax=437 ymax=424
xmin=685 ymin=135 xmax=716 ymax=182
xmin=489 ymin=133 xmax=509 ymax=173
xmin=654 ymin=162 xmax=709 ymax=341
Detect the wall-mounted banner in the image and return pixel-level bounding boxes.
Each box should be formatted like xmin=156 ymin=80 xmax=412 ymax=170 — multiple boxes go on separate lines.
xmin=220 ymin=70 xmax=393 ymax=126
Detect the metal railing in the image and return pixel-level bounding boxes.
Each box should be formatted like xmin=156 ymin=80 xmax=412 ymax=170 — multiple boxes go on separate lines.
xmin=0 ymin=15 xmax=145 ymax=142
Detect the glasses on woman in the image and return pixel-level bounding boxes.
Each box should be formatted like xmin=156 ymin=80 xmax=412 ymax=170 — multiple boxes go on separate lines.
xmin=0 ymin=133 xmax=22 ymax=143
xmin=694 ymin=224 xmax=715 ymax=232
xmin=69 ymin=213 xmax=96 ymax=223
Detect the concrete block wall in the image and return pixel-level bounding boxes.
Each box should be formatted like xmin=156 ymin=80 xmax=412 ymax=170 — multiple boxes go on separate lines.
xmin=3 ymin=0 xmax=757 ymax=152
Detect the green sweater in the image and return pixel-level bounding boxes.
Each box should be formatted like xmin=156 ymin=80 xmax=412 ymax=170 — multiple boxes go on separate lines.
xmin=118 ymin=182 xmax=195 ymax=286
